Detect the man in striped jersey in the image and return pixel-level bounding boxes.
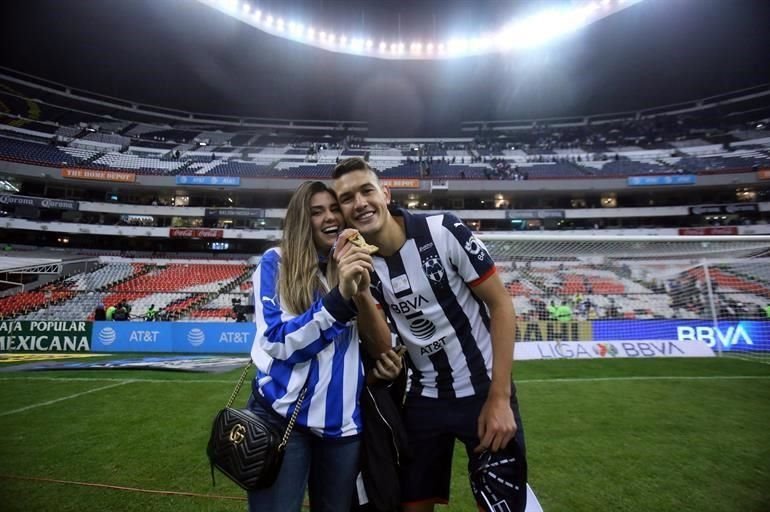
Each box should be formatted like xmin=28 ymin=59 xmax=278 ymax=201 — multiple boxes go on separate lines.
xmin=333 ymin=158 xmax=527 ymax=512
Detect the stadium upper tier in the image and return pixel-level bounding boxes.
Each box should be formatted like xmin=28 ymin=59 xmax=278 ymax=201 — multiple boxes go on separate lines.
xmin=1 ymin=71 xmax=769 ymax=178
xmin=1 ymin=133 xmax=768 ymax=179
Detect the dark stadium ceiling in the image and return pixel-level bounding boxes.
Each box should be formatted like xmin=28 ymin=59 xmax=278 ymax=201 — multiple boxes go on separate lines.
xmin=1 ymin=0 xmax=769 ymax=137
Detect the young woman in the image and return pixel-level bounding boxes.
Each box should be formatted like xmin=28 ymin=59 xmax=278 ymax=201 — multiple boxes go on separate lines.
xmin=247 ymin=180 xmax=399 ymax=512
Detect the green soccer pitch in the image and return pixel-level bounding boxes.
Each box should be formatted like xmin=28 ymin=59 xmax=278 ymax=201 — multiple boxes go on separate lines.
xmin=1 ymin=357 xmax=768 ymax=512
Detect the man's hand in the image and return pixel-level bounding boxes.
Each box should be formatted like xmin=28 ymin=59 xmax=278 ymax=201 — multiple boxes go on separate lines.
xmin=335 ymin=229 xmax=374 ymax=298
xmin=475 ymin=395 xmax=517 ymax=453
xmin=371 ymin=347 xmax=404 ymax=381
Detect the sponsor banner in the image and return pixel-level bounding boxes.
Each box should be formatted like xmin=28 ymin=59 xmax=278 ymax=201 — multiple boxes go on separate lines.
xmin=506 ymin=209 xmax=565 ymax=220
xmin=0 ymin=321 xmax=91 ymax=352
xmin=172 ymin=323 xmax=254 ymax=354
xmin=516 ymin=321 xmax=593 ymax=342
xmin=0 ymin=194 xmax=78 ymax=211
xmin=176 ymin=176 xmax=240 ymax=186
xmin=62 ymin=168 xmax=136 ymax=183
xmin=204 ymin=207 xmax=265 ymax=218
xmin=515 ymin=340 xmax=713 ymax=360
xmin=757 ymin=169 xmax=770 ymax=180
xmin=169 ymin=228 xmax=224 ymax=239
xmin=593 ymin=320 xmax=770 ymax=352
xmin=380 ymin=178 xmax=420 ymax=189
xmin=627 ymin=175 xmax=696 ymax=186
xmin=677 ymin=226 xmax=739 ymax=236
xmin=90 ymin=322 xmax=254 ymax=354
xmin=91 ymin=322 xmax=173 ymax=352
xmin=689 ymin=203 xmax=758 ymax=215
xmin=0 ymin=355 xmax=249 ymax=373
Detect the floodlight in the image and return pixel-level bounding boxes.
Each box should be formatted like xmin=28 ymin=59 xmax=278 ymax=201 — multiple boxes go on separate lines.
xmin=199 ymin=0 xmax=643 ymax=60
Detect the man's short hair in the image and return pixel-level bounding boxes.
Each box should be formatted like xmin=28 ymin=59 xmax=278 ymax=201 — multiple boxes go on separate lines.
xmin=332 ymin=157 xmax=374 ymax=179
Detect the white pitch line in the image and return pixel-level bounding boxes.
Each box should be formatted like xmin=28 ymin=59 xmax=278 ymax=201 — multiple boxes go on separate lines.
xmin=0 ymin=375 xmax=769 ymax=386
xmin=0 ymin=381 xmax=134 ymax=417
xmin=514 ymin=375 xmax=770 ymax=384
xmin=0 ymin=376 xmax=235 ymax=384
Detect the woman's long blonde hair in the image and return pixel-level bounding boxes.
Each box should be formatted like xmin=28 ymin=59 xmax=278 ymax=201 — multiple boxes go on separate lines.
xmin=278 ymin=181 xmax=339 ymax=315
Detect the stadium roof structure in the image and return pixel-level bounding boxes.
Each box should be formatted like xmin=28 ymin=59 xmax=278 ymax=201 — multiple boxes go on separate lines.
xmin=197 ymin=0 xmax=645 ymax=60
xmin=1 ymin=0 xmax=769 ymax=137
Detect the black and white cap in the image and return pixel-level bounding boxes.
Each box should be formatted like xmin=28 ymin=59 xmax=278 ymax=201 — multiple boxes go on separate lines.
xmin=469 ymin=439 xmax=528 ymax=512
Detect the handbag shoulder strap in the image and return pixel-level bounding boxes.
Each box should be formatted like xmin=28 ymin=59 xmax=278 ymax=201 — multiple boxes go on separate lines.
xmin=226 ymin=360 xmax=308 ymax=450
xmin=225 ymin=360 xmax=254 ymax=408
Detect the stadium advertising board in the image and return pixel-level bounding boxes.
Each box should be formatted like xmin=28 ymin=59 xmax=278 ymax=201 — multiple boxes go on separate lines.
xmin=91 ymin=322 xmax=173 ymax=352
xmin=172 ymin=323 xmax=255 ymax=353
xmin=506 ymin=210 xmax=565 ymax=220
xmin=0 ymin=194 xmax=78 ymax=210
xmin=169 ymin=228 xmax=224 ymax=238
xmin=175 ymin=176 xmax=240 ymax=186
xmin=689 ymin=203 xmax=758 ymax=215
xmin=62 ymin=168 xmax=136 ymax=183
xmin=204 ymin=207 xmax=265 ymax=218
xmin=677 ymin=227 xmax=739 ymax=236
xmin=593 ymin=320 xmax=770 ymax=352
xmin=379 ymin=178 xmax=420 ymax=188
xmin=516 ymin=321 xmax=593 ymax=342
xmin=515 ymin=340 xmax=714 ymax=360
xmin=0 ymin=321 xmax=91 ymax=352
xmin=90 ymin=322 xmax=254 ymax=354
xmin=627 ymin=175 xmax=696 ymax=186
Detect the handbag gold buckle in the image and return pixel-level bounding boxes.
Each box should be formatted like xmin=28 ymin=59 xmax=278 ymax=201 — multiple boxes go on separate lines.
xmin=229 ymin=423 xmax=247 ymax=444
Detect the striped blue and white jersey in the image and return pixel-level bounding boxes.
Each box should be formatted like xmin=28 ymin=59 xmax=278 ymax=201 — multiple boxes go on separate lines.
xmin=369 ymin=209 xmax=497 ymax=399
xmin=250 ymin=247 xmax=364 ymax=438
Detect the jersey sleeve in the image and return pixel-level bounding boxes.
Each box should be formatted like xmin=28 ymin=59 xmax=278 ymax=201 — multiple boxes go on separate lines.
xmin=440 ymin=213 xmax=496 ymax=287
xmin=252 ymin=249 xmax=357 ymax=364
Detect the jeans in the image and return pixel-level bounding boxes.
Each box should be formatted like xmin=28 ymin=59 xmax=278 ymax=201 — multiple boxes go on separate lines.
xmin=246 ymin=395 xmax=361 ymax=512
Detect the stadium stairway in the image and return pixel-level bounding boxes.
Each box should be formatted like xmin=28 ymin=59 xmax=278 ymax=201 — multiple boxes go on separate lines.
xmin=175 ymin=265 xmax=255 ymax=320
xmin=169 ymin=159 xmax=193 ymax=176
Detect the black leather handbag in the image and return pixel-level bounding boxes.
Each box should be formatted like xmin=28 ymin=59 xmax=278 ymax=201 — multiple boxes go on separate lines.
xmin=207 ymin=362 xmax=307 ymax=491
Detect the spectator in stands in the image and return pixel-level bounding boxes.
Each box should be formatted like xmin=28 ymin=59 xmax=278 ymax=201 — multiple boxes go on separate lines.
xmin=105 ymin=303 xmax=117 ymax=321
xmin=145 ymin=304 xmax=157 ymax=321
xmin=94 ymin=303 xmax=106 ymax=321
xmin=332 ymin=158 xmax=527 ymax=512
xmin=764 ymin=303 xmax=770 ymax=319
xmin=247 ymin=180 xmax=402 ymax=512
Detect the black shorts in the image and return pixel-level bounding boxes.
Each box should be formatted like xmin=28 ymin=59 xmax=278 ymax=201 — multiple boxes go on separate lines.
xmin=400 ymin=388 xmax=526 ymax=506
